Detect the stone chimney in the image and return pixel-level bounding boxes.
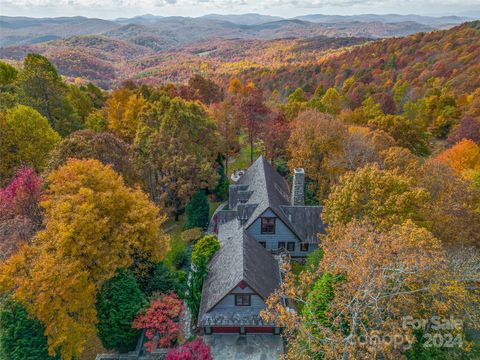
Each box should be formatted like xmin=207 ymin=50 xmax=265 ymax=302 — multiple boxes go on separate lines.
xmin=291 ymin=168 xmax=305 ymax=206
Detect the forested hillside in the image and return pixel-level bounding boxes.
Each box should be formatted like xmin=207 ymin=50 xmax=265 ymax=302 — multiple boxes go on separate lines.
xmin=0 ymin=19 xmax=479 ymax=360
xmin=239 ymin=21 xmax=480 ymax=98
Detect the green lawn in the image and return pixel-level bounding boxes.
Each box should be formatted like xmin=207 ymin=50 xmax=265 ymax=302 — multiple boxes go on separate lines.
xmin=164 ymin=199 xmax=221 ymax=270
xmin=228 ymin=134 xmax=264 ymax=177
xmin=209 ymin=200 xmax=222 ymax=218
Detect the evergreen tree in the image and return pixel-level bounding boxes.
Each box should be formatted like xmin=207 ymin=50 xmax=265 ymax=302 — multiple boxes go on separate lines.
xmin=184 ymin=190 xmax=210 ymax=230
xmin=144 ymin=262 xmax=180 ymax=296
xmin=0 ymin=297 xmax=55 ymax=360
xmin=96 ymin=270 xmax=147 ymax=352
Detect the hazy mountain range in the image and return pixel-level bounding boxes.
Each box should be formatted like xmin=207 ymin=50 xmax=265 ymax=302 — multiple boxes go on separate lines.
xmin=0 ymin=13 xmax=474 ymax=47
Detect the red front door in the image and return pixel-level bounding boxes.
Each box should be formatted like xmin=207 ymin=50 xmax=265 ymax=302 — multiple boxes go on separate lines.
xmin=245 ymin=326 xmax=274 ymax=333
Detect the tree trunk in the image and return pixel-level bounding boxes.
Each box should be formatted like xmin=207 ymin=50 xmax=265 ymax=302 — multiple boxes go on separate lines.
xmin=250 ymin=136 xmax=254 ymax=164
xmin=225 ymin=155 xmax=229 ymax=180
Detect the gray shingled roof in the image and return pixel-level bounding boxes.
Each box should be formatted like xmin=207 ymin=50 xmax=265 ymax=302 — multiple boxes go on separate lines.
xmin=198 ymin=219 xmax=281 ymax=326
xmin=280 ymin=206 xmax=325 ymax=243
xmin=237 ymin=156 xmax=324 ymax=243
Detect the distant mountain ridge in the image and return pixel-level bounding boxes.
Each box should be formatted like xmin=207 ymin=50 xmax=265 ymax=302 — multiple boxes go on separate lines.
xmin=1 ymin=13 xmax=475 ymax=47
xmin=294 ymin=13 xmax=471 ymax=25
xmin=0 ymin=16 xmax=120 ymax=46
xmin=200 ymin=13 xmax=283 ymax=25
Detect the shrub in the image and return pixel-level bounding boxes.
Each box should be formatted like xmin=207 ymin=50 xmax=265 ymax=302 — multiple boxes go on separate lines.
xmin=184 ymin=191 xmax=210 ymax=230
xmin=166 ymin=338 xmax=213 ymax=360
xmin=96 ymin=270 xmax=147 ymax=352
xmin=181 ymin=228 xmax=203 ymax=243
xmin=133 ymin=293 xmax=184 ymax=352
xmin=191 ymin=235 xmax=220 ymax=267
xmin=0 ymin=297 xmax=55 ymax=360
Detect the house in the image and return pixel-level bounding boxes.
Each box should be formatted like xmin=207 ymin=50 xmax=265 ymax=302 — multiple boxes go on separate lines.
xmin=198 ymin=220 xmax=282 ymax=334
xmin=198 ymin=156 xmax=325 ymax=334
xmin=214 ymin=156 xmax=325 ymax=257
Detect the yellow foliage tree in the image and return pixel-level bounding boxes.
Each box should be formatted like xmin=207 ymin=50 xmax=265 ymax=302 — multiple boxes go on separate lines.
xmin=323 ymin=163 xmax=430 ymax=230
xmin=105 ymin=88 xmax=145 ymax=143
xmin=0 ymin=159 xmax=169 ymax=359
xmin=0 ymin=105 xmax=60 ymax=184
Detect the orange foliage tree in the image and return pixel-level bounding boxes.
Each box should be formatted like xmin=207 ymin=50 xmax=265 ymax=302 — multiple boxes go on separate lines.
xmin=436 ymin=139 xmax=480 ymax=180
xmin=0 ymin=159 xmax=169 ymax=360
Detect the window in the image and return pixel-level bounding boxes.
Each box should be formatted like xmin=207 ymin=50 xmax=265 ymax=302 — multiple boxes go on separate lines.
xmin=259 ymin=241 xmax=266 ymax=248
xmin=278 ymin=241 xmax=286 ymax=249
xmin=300 ymin=243 xmax=309 ymax=252
xmin=235 ymin=294 xmax=251 ymax=306
xmin=287 ymin=242 xmax=295 ymax=252
xmin=261 ymin=217 xmax=276 ymax=234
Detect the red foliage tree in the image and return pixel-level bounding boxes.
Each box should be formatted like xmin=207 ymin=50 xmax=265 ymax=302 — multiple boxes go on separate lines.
xmin=0 ymin=167 xmax=43 ymax=260
xmin=133 ymin=292 xmax=184 ymax=352
xmin=165 ymin=338 xmax=213 ymax=360
xmin=234 ymin=85 xmax=271 ymax=164
xmin=262 ymin=112 xmax=290 ymax=161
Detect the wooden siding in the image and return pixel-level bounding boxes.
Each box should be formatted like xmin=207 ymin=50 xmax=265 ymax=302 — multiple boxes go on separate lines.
xmin=247 ymin=208 xmax=318 ymax=257
xmin=212 ymin=285 xmax=266 ymax=312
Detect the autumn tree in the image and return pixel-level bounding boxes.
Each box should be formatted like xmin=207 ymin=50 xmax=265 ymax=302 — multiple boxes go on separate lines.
xmin=332 ymin=126 xmax=383 ymax=174
xmin=368 ymin=114 xmax=430 ymax=156
xmin=0 ymin=61 xmax=17 ymax=86
xmin=188 ymin=74 xmax=223 ymax=104
xmin=262 ymin=112 xmax=290 ymax=162
xmin=321 ymin=87 xmax=344 ymax=115
xmin=379 ymin=146 xmax=420 ymax=178
xmin=234 ymin=84 xmax=270 ymax=164
xmin=0 ymin=105 xmax=60 ymax=183
xmin=105 ymin=87 xmax=145 ymax=143
xmin=403 ymin=93 xmax=460 ymax=138
xmin=18 ymin=54 xmax=80 ymax=135
xmin=436 ymin=139 xmax=480 ymax=180
xmin=209 ymin=100 xmax=240 ymax=177
xmin=418 ymin=159 xmax=480 ymax=248
xmin=0 ymin=167 xmax=43 ymax=260
xmin=0 ymin=297 xmax=55 ymax=360
xmin=96 ymin=270 xmax=147 ymax=352
xmin=262 ymin=221 xmax=477 ymax=359
xmin=132 ymin=293 xmax=184 ymax=352
xmin=45 ymin=129 xmax=138 ymax=185
xmin=447 ymin=116 xmax=480 ymax=145
xmin=283 ymin=88 xmax=307 ymax=121
xmin=135 ymin=96 xmax=219 ymax=219
xmin=323 ymin=164 xmax=429 ymax=230
xmin=0 ymin=159 xmax=169 ymax=359
xmin=84 ymin=109 xmax=108 ymax=132
xmin=287 ymin=110 xmax=347 ymax=199
xmin=340 ymin=96 xmax=384 ymax=125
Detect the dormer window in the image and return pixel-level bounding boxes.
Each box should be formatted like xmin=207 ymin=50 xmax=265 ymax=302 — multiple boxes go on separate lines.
xmin=235 ymin=294 xmax=251 ymax=306
xmin=261 ymin=217 xmax=276 ymax=234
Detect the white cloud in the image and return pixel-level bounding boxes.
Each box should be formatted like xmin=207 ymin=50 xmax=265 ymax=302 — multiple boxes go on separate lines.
xmin=1 ymin=0 xmax=479 ymax=18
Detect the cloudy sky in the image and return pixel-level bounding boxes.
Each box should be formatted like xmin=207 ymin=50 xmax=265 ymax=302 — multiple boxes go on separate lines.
xmin=1 ymin=0 xmax=479 ymax=19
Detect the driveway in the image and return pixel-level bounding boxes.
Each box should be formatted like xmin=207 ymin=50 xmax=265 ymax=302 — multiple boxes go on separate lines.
xmin=204 ymin=334 xmax=284 ymax=360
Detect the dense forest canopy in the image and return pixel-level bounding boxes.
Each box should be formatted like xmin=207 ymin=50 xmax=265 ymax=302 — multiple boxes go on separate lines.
xmin=0 ymin=20 xmax=479 ymax=360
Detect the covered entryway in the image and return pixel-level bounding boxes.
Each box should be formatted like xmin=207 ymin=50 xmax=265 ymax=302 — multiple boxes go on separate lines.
xmin=204 ymin=334 xmax=284 ymax=360
xmin=211 ymin=327 xmax=241 ymax=333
